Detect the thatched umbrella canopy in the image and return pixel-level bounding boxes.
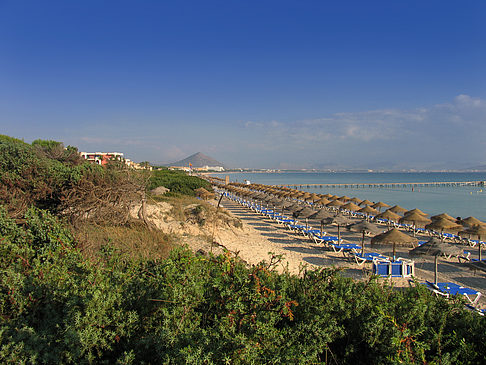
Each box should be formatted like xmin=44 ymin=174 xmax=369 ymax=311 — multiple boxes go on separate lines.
xmin=341 ymin=202 xmax=361 ymax=212
xmin=293 ymin=207 xmax=317 ymax=219
xmin=322 ymin=214 xmax=353 ymax=242
xmin=330 ymin=195 xmax=340 ymax=200
xmin=371 ymin=228 xmax=418 ymax=259
xmin=309 ymin=208 xmax=334 ymax=220
xmin=195 ymin=187 xmax=214 ymax=200
xmin=310 ymin=193 xmax=321 ymax=201
xmin=323 ymin=193 xmax=334 ymax=198
xmin=375 ymin=210 xmax=402 ymax=224
xmin=287 ymin=203 xmax=305 ymax=213
xmin=459 ymin=225 xmax=486 ymax=260
xmin=358 ymin=206 xmax=379 ymax=216
xmin=309 ymin=208 xmax=334 ymax=235
xmin=327 ymin=200 xmax=344 ymax=208
xmin=316 ymin=198 xmax=331 ymax=206
xmin=399 ymin=212 xmax=432 ymax=234
xmin=405 ymin=208 xmax=428 ymax=217
xmin=347 ymin=220 xmax=383 ymax=255
xmin=359 ymin=199 xmax=373 ymax=206
xmin=372 ymin=201 xmax=390 ymax=211
xmin=350 ymin=197 xmax=363 ymax=204
xmin=389 ymin=205 xmax=408 ymax=214
xmin=431 ymin=213 xmax=456 ymax=222
xmin=293 ymin=207 xmax=318 ymax=230
xmin=409 ymin=237 xmax=463 ymax=284
xmin=338 ymin=195 xmax=351 ymax=202
xmin=425 ymin=218 xmax=463 ymax=235
xmin=458 ymin=216 xmax=485 ymax=227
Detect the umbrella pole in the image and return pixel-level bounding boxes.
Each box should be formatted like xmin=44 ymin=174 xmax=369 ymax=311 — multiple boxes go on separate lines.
xmin=434 ymin=255 xmax=438 ymax=285
xmin=320 ymin=222 xmax=323 ymax=236
xmin=361 ymin=231 xmax=365 ymax=255
xmin=393 ymin=242 xmax=396 ymax=261
xmin=479 ymin=241 xmax=482 ymax=261
xmin=338 ymin=225 xmax=341 ymax=243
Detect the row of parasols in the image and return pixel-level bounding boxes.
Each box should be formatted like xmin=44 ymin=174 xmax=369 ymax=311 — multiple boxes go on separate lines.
xmin=212 ymin=180 xmax=486 ymax=242
xmin=212 ymin=180 xmax=486 ymax=284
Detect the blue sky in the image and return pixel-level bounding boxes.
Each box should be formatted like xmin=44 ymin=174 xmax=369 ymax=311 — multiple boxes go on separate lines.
xmin=1 ymin=1 xmax=485 ymax=169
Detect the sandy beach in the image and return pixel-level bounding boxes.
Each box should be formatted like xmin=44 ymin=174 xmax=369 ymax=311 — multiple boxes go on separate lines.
xmin=211 ymin=196 xmax=486 ymax=307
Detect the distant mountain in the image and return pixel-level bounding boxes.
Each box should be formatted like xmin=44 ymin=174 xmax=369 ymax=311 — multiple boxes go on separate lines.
xmin=170 ymin=152 xmax=226 ymax=168
xmin=459 ymin=164 xmax=486 ymax=172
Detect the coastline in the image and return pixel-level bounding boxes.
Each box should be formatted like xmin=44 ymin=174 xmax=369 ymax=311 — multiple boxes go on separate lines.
xmin=211 ymin=197 xmax=486 ymax=304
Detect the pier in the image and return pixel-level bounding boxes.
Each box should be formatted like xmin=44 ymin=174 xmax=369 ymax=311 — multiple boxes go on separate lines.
xmin=280 ymin=181 xmax=485 ymax=189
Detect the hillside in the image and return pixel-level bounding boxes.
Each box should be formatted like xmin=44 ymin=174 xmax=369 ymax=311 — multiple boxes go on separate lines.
xmin=170 ymin=152 xmax=226 ymax=168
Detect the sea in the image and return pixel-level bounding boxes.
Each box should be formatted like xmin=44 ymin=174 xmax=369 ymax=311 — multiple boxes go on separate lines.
xmin=211 ymin=172 xmax=486 ymax=222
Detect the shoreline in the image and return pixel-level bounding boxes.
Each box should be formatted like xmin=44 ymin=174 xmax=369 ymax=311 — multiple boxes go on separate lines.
xmin=210 ymin=196 xmax=486 ymax=307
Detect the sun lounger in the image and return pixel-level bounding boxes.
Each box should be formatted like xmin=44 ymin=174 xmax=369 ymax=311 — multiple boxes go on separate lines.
xmin=328 ymin=242 xmax=361 ymax=253
xmin=347 ymin=252 xmax=388 ymax=265
xmin=311 ymin=234 xmax=339 ymax=244
xmin=372 ymin=258 xmax=414 ymax=278
xmin=425 ymin=281 xmax=482 ymax=305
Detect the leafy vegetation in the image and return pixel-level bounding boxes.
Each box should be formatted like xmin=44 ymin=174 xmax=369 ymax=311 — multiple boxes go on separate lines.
xmin=149 ymin=169 xmax=213 ymax=197
xmin=1 ymin=206 xmax=485 ymax=364
xmin=1 ymin=134 xmax=485 ymax=363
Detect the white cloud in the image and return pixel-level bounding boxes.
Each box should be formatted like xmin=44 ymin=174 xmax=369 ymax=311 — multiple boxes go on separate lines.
xmin=241 ymin=95 xmax=486 ymax=168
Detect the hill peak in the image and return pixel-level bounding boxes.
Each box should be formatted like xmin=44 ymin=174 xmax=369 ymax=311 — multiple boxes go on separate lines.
xmin=170 ymin=152 xmax=226 ymax=168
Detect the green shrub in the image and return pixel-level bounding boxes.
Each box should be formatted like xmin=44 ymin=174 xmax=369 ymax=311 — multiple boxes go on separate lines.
xmin=148 ymin=169 xmax=212 ymax=196
xmin=1 ymin=206 xmax=485 ymax=365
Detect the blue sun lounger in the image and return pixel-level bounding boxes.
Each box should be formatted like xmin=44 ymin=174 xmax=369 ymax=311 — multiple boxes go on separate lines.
xmin=311 ymin=234 xmax=340 ymax=244
xmin=373 ymin=258 xmax=414 ymax=278
xmin=347 ymin=252 xmax=388 ymax=265
xmin=425 ymin=281 xmax=482 ymax=305
xmin=328 ymin=242 xmax=361 ymax=253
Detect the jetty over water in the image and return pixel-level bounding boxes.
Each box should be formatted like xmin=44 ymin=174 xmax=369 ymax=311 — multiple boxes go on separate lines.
xmin=281 ymin=181 xmax=485 ymax=189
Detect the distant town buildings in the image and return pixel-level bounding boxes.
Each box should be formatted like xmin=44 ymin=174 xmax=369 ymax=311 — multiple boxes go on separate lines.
xmin=169 ymin=165 xmax=225 ymax=172
xmin=80 ymin=152 xmax=152 ymax=170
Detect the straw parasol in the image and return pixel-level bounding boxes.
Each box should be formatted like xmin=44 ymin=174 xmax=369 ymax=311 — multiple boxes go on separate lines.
xmin=327 ymin=200 xmax=344 ymax=208
xmin=309 ymin=208 xmax=334 ymax=220
xmin=375 ymin=210 xmax=402 ymax=224
xmin=425 ymin=218 xmax=463 ymax=238
xmin=350 ymin=197 xmax=363 ymax=204
xmin=293 ymin=207 xmax=317 ymax=219
xmin=287 ymin=203 xmax=305 ymax=213
xmin=405 ymin=208 xmax=428 ymax=216
xmin=388 ymin=205 xmax=408 ymax=214
xmin=431 ymin=213 xmax=456 ymax=222
xmin=399 ymin=212 xmax=432 ymax=235
xmin=458 ymin=216 xmax=485 ymax=227
xmin=358 ymin=205 xmax=379 ymax=216
xmin=309 ymin=208 xmax=334 ymax=235
xmin=359 ymin=199 xmax=373 ymax=206
xmin=322 ymin=214 xmax=353 ymax=242
xmin=459 ymin=225 xmax=486 ymax=260
xmin=293 ymin=207 xmax=318 ymax=231
xmin=372 ymin=202 xmax=390 ymax=211
xmin=371 ymin=228 xmax=418 ymax=259
xmin=409 ymin=237 xmax=463 ymax=284
xmin=316 ymin=197 xmax=331 ymax=206
xmin=341 ymin=202 xmax=361 ymax=212
xmin=347 ymin=220 xmax=383 ymax=255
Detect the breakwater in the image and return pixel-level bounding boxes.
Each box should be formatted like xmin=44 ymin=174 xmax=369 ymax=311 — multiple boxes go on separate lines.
xmin=281 ymin=181 xmax=485 ymax=189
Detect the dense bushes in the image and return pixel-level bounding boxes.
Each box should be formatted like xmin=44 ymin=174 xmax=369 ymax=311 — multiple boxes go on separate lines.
xmin=148 ymin=169 xmax=212 ymax=196
xmin=1 ymin=207 xmax=485 ymax=364
xmin=0 ymin=135 xmax=99 ymax=217
xmin=1 ymin=134 xmax=485 ymax=363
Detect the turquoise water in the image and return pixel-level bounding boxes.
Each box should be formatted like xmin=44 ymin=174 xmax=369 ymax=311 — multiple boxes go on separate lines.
xmin=214 ymin=172 xmax=486 ymax=221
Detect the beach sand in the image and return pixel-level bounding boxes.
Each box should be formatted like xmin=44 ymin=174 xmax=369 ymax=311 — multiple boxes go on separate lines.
xmin=212 ymin=197 xmax=486 ymax=307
